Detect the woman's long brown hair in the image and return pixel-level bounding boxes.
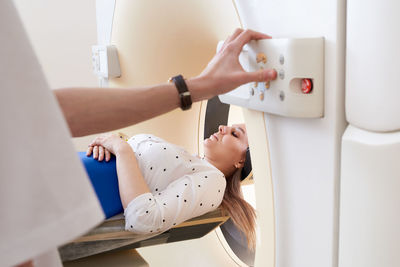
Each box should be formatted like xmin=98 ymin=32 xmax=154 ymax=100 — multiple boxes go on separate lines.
xmin=220 ymin=168 xmax=257 ymax=250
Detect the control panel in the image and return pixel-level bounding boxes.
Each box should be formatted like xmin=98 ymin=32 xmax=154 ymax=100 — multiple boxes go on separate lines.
xmin=219 ymin=38 xmax=325 ymax=118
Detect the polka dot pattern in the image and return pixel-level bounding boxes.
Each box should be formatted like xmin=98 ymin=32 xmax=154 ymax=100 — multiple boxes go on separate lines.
xmin=124 ymin=133 xmax=227 ymax=234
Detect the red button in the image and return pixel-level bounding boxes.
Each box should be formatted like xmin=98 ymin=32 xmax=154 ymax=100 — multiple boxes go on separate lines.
xmin=301 ymin=78 xmax=313 ymax=94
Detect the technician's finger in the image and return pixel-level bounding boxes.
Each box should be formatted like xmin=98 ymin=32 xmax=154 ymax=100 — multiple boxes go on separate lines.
xmin=244 ymin=68 xmax=277 ymax=84
xmin=235 ymin=29 xmax=272 ymax=52
xmin=98 ymin=146 xmax=104 ymax=161
xmin=93 ymin=145 xmax=99 ymax=159
xmin=105 ymin=149 xmax=111 ymax=162
xmin=223 ymin=28 xmax=244 ymax=48
xmin=86 ymin=146 xmax=93 ymax=156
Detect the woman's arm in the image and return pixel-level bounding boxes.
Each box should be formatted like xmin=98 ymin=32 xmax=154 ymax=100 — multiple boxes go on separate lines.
xmin=115 ymin=144 xmax=150 ymax=208
xmin=87 ymin=133 xmax=150 ymax=208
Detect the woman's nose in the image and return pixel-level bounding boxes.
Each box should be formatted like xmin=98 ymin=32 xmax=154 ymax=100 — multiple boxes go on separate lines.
xmin=218 ymin=125 xmax=226 ymax=134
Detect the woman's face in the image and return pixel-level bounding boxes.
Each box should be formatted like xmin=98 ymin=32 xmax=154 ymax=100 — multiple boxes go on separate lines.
xmin=203 ymin=124 xmax=249 ymax=170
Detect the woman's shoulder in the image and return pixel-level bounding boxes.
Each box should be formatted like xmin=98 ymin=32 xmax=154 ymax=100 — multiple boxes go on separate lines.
xmin=199 ymin=159 xmax=225 ymax=178
xmin=190 ymin=161 xmax=227 ymax=188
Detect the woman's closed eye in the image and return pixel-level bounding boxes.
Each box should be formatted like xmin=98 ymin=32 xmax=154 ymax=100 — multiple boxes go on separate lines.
xmin=231 ymin=131 xmax=238 ymax=138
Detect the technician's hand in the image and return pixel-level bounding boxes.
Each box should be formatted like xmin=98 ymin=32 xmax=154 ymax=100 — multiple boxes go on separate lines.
xmin=198 ymin=28 xmax=277 ymax=97
xmin=86 ymin=133 xmax=129 ymax=161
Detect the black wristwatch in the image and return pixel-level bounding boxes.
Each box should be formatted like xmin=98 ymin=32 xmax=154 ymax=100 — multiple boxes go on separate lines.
xmin=169 ymin=75 xmax=192 ymax=110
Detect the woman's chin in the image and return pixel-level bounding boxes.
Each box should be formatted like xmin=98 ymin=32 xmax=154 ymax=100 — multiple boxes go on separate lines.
xmin=203 ymin=138 xmax=214 ymax=149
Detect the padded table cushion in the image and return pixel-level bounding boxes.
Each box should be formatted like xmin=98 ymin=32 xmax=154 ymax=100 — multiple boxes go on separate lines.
xmin=78 ymin=152 xmax=123 ymax=218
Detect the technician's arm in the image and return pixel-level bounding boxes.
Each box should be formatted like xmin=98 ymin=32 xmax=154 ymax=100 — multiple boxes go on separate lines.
xmin=55 ymin=29 xmax=277 ymax=137
xmin=55 ymin=78 xmax=207 ymax=137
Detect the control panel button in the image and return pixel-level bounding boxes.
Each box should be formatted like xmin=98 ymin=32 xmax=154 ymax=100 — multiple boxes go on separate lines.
xmin=279 ymin=54 xmax=284 ymax=65
xmin=249 ymin=87 xmax=255 ymax=96
xmin=279 ymin=91 xmax=285 ymax=101
xmin=301 ymin=78 xmax=313 ymax=94
xmin=256 ymin=53 xmax=267 ymax=64
xmin=279 ymin=69 xmax=285 ymax=79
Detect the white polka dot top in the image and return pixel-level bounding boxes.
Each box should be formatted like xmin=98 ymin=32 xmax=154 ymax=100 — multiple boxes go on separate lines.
xmin=124 ymin=134 xmax=226 ymax=235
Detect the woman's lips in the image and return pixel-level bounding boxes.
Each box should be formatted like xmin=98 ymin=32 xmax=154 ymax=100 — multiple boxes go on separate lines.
xmin=211 ymin=134 xmax=219 ymax=141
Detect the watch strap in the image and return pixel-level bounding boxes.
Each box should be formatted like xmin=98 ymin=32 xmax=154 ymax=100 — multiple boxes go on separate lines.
xmin=170 ymin=75 xmax=192 ymax=110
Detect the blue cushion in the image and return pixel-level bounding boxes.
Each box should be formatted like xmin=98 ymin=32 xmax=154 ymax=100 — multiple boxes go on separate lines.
xmin=78 ymin=152 xmax=123 ymax=218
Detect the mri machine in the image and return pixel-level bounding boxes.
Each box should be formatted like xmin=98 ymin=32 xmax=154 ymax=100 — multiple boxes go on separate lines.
xmin=67 ymin=1 xmax=399 ymax=266
xmin=7 ymin=0 xmax=400 ymax=266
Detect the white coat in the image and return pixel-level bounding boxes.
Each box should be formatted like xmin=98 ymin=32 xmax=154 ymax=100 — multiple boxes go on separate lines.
xmin=0 ymin=2 xmax=104 ymax=266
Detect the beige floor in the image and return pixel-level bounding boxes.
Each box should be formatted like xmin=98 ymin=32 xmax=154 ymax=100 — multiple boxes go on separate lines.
xmin=63 ymin=250 xmax=148 ymax=267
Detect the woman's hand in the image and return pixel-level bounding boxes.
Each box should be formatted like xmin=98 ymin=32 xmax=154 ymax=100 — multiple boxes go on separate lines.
xmin=86 ymin=133 xmax=129 ymax=161
xmin=196 ymin=28 xmax=277 ymax=98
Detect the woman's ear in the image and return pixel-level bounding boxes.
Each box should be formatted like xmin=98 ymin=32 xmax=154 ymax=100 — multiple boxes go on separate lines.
xmin=234 ymin=159 xmax=245 ymax=169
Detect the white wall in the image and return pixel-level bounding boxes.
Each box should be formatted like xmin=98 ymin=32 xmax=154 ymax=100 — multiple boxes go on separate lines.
xmin=13 ymin=0 xmax=102 ymax=149
xmin=13 ymin=0 xmax=98 ymax=89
